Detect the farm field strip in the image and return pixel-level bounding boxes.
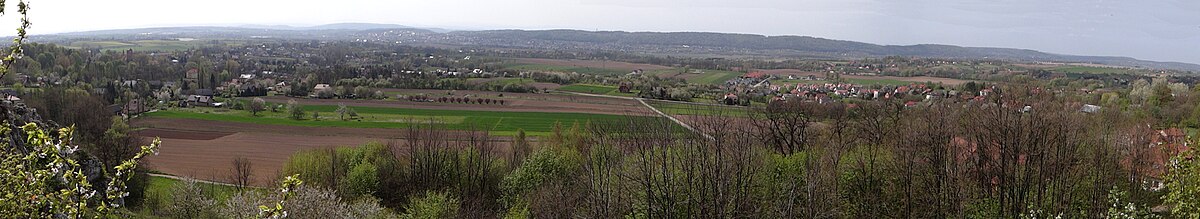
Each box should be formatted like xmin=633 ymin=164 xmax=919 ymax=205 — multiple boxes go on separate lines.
xmin=688 ymin=70 xmax=744 ymax=84
xmin=646 ymin=100 xmax=754 ymax=117
xmin=503 ymin=63 xmax=631 ymax=76
xmin=146 ymin=104 xmax=668 ymax=135
xmin=507 ymin=58 xmax=673 ymax=71
xmin=277 ymin=91 xmax=652 ymax=115
xmin=1048 ymin=65 xmax=1135 ymax=74
xmin=554 ymin=85 xmax=642 ymax=97
xmin=504 ymin=57 xmax=742 ymax=85
xmin=67 ymin=39 xmax=228 ymax=52
xmin=646 ymin=69 xmax=745 ymax=85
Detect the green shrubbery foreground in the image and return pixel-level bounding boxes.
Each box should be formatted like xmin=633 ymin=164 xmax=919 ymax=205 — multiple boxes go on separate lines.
xmin=267 ymin=98 xmax=1200 ymax=218
xmin=6 ymin=99 xmax=1200 ymax=218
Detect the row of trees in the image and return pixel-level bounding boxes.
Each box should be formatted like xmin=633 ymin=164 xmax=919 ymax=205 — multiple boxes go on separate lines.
xmin=431 ymin=97 xmax=506 ymax=105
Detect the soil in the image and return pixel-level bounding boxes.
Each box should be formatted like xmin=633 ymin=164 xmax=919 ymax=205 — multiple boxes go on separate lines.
xmin=135 ymin=118 xmax=516 ymax=186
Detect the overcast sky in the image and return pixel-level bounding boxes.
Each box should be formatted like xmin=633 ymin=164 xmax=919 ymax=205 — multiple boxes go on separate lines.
xmin=14 ymin=0 xmax=1200 ymax=64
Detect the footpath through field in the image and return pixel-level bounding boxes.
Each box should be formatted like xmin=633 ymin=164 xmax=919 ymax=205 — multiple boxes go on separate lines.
xmin=148 ymin=173 xmax=263 ymax=189
xmin=556 ymin=90 xmax=715 ymax=140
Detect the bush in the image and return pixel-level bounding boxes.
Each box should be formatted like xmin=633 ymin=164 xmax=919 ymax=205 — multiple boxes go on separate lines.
xmin=347 ymin=196 xmax=395 ymax=219
xmin=164 ymin=180 xmax=217 ymax=218
xmin=284 ymin=186 xmax=354 ymax=219
xmin=218 ymin=191 xmax=269 ymax=219
xmin=316 ymin=89 xmax=336 ymax=99
xmin=282 ymin=149 xmax=338 ymax=188
xmin=282 ymin=142 xmax=398 ymax=201
xmin=354 ymin=86 xmax=377 ymax=99
xmin=499 ymin=147 xmax=576 ymax=208
xmin=401 ymin=191 xmax=460 ymax=219
xmin=342 ymin=162 xmax=380 ymax=198
xmin=288 ymin=99 xmax=306 ymax=120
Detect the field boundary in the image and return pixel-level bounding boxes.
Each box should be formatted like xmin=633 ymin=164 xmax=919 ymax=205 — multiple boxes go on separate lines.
xmin=638 ymin=98 xmax=713 ymax=140
xmin=148 ymin=173 xmax=264 ymax=189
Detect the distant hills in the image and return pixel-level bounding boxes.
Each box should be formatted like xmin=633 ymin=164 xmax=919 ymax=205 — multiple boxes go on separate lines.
xmin=34 ymin=23 xmax=1200 ymax=71
xmin=455 ymin=29 xmax=1200 ymax=71
xmin=239 ymin=23 xmax=453 ymax=32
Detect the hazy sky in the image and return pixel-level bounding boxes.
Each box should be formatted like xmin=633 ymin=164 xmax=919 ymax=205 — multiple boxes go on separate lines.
xmin=13 ymin=0 xmax=1200 ymax=64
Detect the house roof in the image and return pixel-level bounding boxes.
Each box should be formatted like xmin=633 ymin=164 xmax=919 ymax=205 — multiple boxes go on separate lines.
xmin=743 ymin=72 xmax=767 ymax=79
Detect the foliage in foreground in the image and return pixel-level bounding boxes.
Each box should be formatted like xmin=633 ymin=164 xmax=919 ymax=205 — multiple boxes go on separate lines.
xmin=1165 ymin=149 xmax=1200 ymax=218
xmin=0 ymin=123 xmax=160 ymax=218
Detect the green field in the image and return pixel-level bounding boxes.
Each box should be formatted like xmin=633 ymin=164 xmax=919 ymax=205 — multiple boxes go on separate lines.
xmin=557 ymin=84 xmax=617 ymax=94
xmin=647 ymin=69 xmax=744 ymax=85
xmin=647 ymin=100 xmax=753 ymax=117
xmin=1048 ymin=65 xmax=1134 ymax=74
xmin=557 ymin=84 xmax=639 ymax=97
xmin=146 ymin=175 xmax=242 ymax=201
xmin=502 ymin=63 xmax=630 ymax=76
xmin=688 ymin=70 xmax=744 ymax=85
xmin=501 ymin=61 xmax=741 ymax=85
xmin=146 ymin=104 xmax=671 ymax=136
xmin=66 ymin=39 xmax=241 ymax=52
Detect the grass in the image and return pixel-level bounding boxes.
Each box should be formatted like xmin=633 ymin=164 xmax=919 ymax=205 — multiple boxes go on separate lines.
xmin=557 ymin=84 xmax=617 ymax=94
xmin=501 ymin=61 xmax=742 ymax=85
xmin=688 ymin=70 xmax=744 ymax=85
xmin=145 ymin=104 xmax=672 ymax=136
xmin=647 ymin=69 xmax=744 ymax=85
xmin=647 ymin=100 xmax=753 ymax=117
xmin=502 ymin=63 xmax=630 ymax=76
xmin=1048 ymin=65 xmax=1134 ymax=74
xmin=143 ymin=175 xmax=247 ymax=209
xmin=66 ymin=39 xmax=242 ymax=52
xmin=557 ymin=84 xmax=640 ymax=97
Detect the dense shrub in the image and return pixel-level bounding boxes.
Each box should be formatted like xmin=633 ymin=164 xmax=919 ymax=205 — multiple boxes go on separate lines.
xmin=499 ymin=145 xmax=578 ymax=208
xmin=400 ymin=191 xmax=460 ymax=219
xmin=163 ymin=180 xmax=217 ymax=218
xmin=343 ymin=162 xmax=380 ymax=198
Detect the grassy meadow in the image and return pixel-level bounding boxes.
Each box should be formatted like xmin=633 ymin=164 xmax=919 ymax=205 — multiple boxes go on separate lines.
xmin=501 ymin=63 xmax=630 ymax=76
xmin=145 ymin=104 xmax=670 ymax=136
xmin=646 ymin=100 xmax=753 ymax=117
xmin=1048 ymin=65 xmax=1135 ymax=74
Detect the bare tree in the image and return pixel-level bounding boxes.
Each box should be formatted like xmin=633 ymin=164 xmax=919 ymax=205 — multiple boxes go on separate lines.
xmin=752 ymin=101 xmax=816 ymax=155
xmin=231 ymin=156 xmax=253 ymax=191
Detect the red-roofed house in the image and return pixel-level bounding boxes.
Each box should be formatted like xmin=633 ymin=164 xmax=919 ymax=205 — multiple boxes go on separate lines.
xmin=743 ymin=72 xmax=767 ymax=79
xmin=1121 ymin=128 xmax=1192 ymax=189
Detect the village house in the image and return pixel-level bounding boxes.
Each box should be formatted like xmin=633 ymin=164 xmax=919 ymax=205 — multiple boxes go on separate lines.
xmin=722 ymin=93 xmax=739 ymax=105
xmin=0 ymin=89 xmax=21 ymax=105
xmin=117 ymin=99 xmax=148 ymax=116
xmin=182 ymin=89 xmax=215 ymax=107
xmin=314 ymin=84 xmax=332 ymax=92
